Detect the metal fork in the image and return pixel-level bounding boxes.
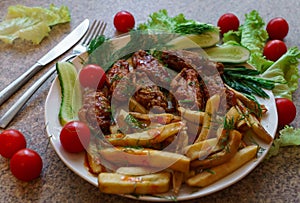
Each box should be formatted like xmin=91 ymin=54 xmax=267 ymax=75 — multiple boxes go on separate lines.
xmin=0 ymin=20 xmax=107 ymax=128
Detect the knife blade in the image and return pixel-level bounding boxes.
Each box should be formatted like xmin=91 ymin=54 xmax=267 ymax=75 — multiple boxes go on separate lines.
xmin=0 ymin=19 xmax=89 ymax=106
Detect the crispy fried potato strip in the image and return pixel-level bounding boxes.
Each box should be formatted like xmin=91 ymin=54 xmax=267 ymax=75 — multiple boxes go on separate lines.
xmin=186 ymin=145 xmax=258 ymax=187
xmin=99 ymin=147 xmax=190 ymax=173
xmin=98 ymin=172 xmax=171 ymax=194
xmin=105 ymin=122 xmax=184 ymax=147
xmin=194 ymin=94 xmax=221 ymax=143
xmin=190 ymin=130 xmax=242 ymax=169
xmin=236 ymin=99 xmax=273 ymax=143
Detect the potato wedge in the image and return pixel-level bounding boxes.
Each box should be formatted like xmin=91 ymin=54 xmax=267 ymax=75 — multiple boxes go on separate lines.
xmin=129 ymin=112 xmax=181 ymax=124
xmin=226 ymin=85 xmax=267 ymax=118
xmin=236 ymin=99 xmax=273 ymax=143
xmin=178 ymin=107 xmax=204 ymax=125
xmin=191 ymin=130 xmax=242 ymax=169
xmin=172 ymin=171 xmax=184 ymax=195
xmin=98 ymin=172 xmax=171 ymax=194
xmin=129 ymin=97 xmax=147 ymax=113
xmin=186 ymin=145 xmax=258 ymax=187
xmin=105 ymin=122 xmax=184 ymax=147
xmin=86 ymin=152 xmax=106 ymax=174
xmin=194 ymin=94 xmax=221 ymax=142
xmin=99 ymin=147 xmax=190 ymax=173
xmin=184 ymin=138 xmax=219 ymax=161
xmin=116 ymin=166 xmax=157 ymax=176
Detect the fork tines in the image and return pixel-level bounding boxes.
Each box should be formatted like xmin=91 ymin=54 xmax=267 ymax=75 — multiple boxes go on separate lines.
xmin=82 ymin=20 xmax=107 ymax=46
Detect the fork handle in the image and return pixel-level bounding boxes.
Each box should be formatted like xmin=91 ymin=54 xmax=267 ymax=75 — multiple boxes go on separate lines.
xmin=0 ymin=63 xmax=44 ymax=106
xmin=0 ymin=54 xmax=77 ymax=128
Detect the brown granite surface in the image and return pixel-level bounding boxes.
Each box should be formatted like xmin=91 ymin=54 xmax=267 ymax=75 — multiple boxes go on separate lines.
xmin=0 ymin=0 xmax=300 ymax=202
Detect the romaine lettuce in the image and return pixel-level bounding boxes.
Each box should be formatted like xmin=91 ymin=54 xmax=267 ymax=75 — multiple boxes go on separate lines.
xmin=138 ymin=9 xmax=218 ymax=35
xmin=0 ymin=4 xmax=70 ymax=44
xmin=266 ymin=126 xmax=300 ymax=159
xmin=261 ymin=47 xmax=300 ymax=100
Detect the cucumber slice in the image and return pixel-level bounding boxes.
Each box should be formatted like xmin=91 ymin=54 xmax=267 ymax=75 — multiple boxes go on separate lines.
xmin=186 ymin=31 xmax=220 ymax=48
xmin=167 ymin=31 xmax=220 ymax=49
xmin=56 ymin=61 xmax=82 ymax=126
xmin=205 ymin=44 xmax=250 ymax=63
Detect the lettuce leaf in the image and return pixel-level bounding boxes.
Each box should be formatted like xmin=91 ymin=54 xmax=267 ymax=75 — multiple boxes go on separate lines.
xmin=138 ymin=9 xmax=218 ymax=35
xmin=261 ymin=47 xmax=300 ymax=100
xmin=265 ymin=126 xmax=300 ymax=159
xmin=223 ymin=10 xmax=268 ymax=55
xmin=0 ymin=4 xmax=70 ymax=44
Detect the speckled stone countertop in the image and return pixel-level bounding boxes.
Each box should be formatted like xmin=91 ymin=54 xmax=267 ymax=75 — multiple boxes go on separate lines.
xmin=1 ymin=0 xmax=300 ymax=202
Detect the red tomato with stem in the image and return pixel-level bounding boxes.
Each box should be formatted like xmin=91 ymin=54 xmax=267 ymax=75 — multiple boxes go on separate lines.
xmin=263 ymin=40 xmax=287 ymax=61
xmin=60 ymin=121 xmax=91 ymax=153
xmin=0 ymin=129 xmax=26 ymax=158
xmin=113 ymin=11 xmax=135 ymax=33
xmin=217 ymin=13 xmax=240 ymax=35
xmin=10 ymin=148 xmax=43 ymax=181
xmin=79 ymin=64 xmax=106 ymax=89
xmin=266 ymin=17 xmax=289 ymax=40
xmin=275 ymin=98 xmax=296 ymax=128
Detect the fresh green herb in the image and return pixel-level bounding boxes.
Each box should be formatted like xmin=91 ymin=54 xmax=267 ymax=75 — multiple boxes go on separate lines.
xmin=124 ymin=114 xmax=145 ymax=130
xmin=222 ymin=66 xmax=281 ymax=98
xmin=204 ymin=168 xmax=216 ymax=175
xmin=87 ymin=35 xmax=107 ymax=54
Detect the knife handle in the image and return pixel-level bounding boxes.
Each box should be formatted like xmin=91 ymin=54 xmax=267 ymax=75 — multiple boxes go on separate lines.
xmin=0 ymin=63 xmax=44 ymax=106
xmin=0 ymin=54 xmax=77 ymax=129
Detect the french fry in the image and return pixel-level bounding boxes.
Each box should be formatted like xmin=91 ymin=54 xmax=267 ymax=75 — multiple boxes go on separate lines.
xmin=98 ymin=172 xmax=171 ymax=194
xmin=129 ymin=112 xmax=181 ymax=124
xmin=194 ymin=94 xmax=221 ymax=143
xmin=236 ymin=99 xmax=273 ymax=143
xmin=185 ymin=120 xmax=202 ymax=142
xmin=184 ymin=138 xmax=219 ymax=161
xmin=116 ymin=166 xmax=157 ymax=176
xmin=99 ymin=147 xmax=190 ymax=173
xmin=129 ymin=97 xmax=148 ymax=113
xmin=105 ymin=122 xmax=184 ymax=147
xmin=178 ymin=107 xmax=205 ymax=125
xmin=87 ymin=152 xmax=106 ymax=174
xmin=172 ymin=171 xmax=184 ymax=195
xmin=190 ymin=130 xmax=242 ymax=169
xmin=186 ymin=145 xmax=258 ymax=187
xmin=226 ymin=85 xmax=267 ymax=118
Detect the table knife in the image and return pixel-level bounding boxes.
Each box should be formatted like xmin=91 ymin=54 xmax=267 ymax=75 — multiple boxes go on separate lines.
xmin=0 ymin=19 xmax=89 ymax=106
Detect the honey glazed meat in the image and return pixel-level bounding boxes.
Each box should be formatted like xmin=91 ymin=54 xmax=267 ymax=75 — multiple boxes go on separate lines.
xmin=78 ymin=49 xmax=236 ymax=134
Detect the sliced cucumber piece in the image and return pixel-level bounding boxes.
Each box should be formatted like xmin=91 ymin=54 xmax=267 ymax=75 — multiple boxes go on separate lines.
xmin=167 ymin=30 xmax=220 ymax=50
xmin=56 ymin=61 xmax=82 ymax=126
xmin=186 ymin=31 xmax=220 ymax=48
xmin=205 ymin=44 xmax=250 ymax=63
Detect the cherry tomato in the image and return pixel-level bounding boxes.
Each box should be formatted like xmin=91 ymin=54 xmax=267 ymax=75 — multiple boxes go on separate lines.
xmin=0 ymin=129 xmax=26 ymax=158
xmin=275 ymin=98 xmax=296 ymax=128
xmin=263 ymin=40 xmax=287 ymax=61
xmin=79 ymin=64 xmax=106 ymax=89
xmin=10 ymin=148 xmax=43 ymax=181
xmin=217 ymin=13 xmax=240 ymax=35
xmin=266 ymin=17 xmax=289 ymax=40
xmin=113 ymin=11 xmax=135 ymax=33
xmin=60 ymin=121 xmax=91 ymax=153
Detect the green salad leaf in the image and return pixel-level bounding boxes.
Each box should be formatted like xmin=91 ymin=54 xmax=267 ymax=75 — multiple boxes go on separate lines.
xmin=0 ymin=4 xmax=70 ymax=44
xmin=138 ymin=9 xmax=218 ymax=35
xmin=223 ymin=10 xmax=268 ymax=55
xmin=261 ymin=47 xmax=300 ymax=100
xmin=266 ymin=126 xmax=300 ymax=159
xmin=224 ymin=10 xmax=300 ymax=100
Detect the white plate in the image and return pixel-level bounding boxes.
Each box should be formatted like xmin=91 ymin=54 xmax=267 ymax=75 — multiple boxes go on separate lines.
xmin=45 ymin=35 xmax=278 ymax=201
